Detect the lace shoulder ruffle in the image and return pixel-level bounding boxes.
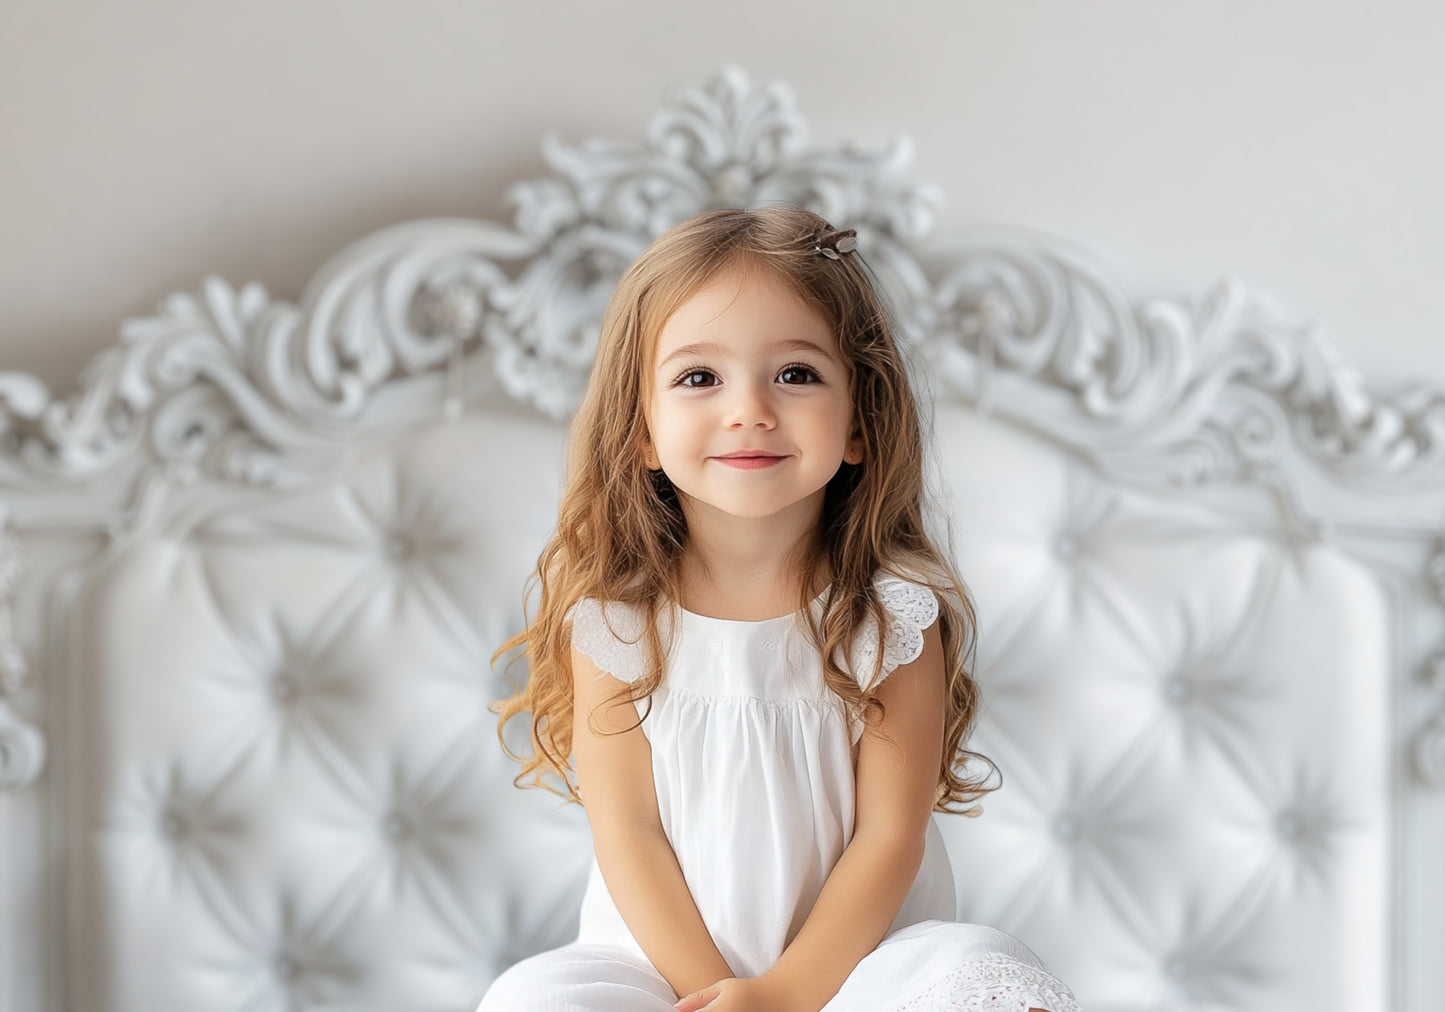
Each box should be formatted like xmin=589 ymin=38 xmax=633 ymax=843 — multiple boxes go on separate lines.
xmin=567 ymin=598 xmax=651 ymax=683
xmin=851 ymin=573 xmax=941 ymax=691
xmin=898 ymin=954 xmax=1083 ymax=1011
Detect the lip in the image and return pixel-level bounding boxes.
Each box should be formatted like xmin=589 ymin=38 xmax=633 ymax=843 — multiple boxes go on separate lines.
xmin=713 ymin=451 xmax=787 ymax=470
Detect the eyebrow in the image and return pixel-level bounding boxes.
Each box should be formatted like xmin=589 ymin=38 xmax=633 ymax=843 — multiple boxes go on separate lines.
xmin=656 ymin=339 xmax=837 ymax=370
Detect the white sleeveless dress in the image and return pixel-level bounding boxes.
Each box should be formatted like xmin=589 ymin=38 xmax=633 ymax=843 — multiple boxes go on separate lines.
xmin=477 ymin=574 xmax=1081 ymax=1012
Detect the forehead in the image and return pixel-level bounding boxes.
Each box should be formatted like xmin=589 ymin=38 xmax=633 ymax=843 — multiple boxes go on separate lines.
xmin=651 ymin=267 xmax=836 ymax=366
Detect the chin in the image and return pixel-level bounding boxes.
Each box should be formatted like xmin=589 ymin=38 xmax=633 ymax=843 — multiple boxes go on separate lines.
xmin=713 ymin=496 xmax=825 ymax=522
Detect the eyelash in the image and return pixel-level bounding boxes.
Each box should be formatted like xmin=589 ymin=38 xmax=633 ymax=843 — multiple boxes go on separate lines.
xmin=670 ymin=362 xmax=823 ymax=389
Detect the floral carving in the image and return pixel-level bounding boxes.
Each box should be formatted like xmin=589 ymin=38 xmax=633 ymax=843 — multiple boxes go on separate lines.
xmin=1 ymin=66 xmax=1445 ymax=792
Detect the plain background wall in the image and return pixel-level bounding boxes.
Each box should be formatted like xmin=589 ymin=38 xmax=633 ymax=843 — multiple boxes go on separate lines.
xmin=2 ymin=0 xmax=1441 ymax=400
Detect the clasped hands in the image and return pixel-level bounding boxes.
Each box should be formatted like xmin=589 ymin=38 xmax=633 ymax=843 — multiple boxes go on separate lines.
xmin=673 ymin=973 xmax=1054 ymax=1012
xmin=673 ymin=976 xmax=1054 ymax=1012
xmin=672 ymin=973 xmax=809 ymax=1012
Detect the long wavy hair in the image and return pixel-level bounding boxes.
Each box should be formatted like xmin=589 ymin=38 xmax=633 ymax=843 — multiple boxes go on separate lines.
xmin=490 ymin=204 xmax=998 ymax=815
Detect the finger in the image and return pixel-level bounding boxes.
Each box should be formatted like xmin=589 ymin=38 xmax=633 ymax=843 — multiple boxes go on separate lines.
xmin=673 ymin=987 xmax=715 ymax=1012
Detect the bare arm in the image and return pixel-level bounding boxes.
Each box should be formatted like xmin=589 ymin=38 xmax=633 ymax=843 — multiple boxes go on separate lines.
xmin=762 ymin=621 xmax=948 ymax=1011
xmin=570 ymin=645 xmax=735 ymax=997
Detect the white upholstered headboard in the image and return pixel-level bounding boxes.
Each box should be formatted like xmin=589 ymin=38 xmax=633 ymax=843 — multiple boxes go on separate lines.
xmin=3 ymin=68 xmax=1443 ymax=1012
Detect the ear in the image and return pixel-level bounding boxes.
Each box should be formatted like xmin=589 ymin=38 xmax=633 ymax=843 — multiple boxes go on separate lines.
xmin=843 ymin=432 xmax=864 ymax=465
xmin=643 ymin=439 xmax=661 ymax=470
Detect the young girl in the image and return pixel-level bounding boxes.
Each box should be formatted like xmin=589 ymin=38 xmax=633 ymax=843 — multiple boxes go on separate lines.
xmin=477 ymin=206 xmax=1081 ymax=1012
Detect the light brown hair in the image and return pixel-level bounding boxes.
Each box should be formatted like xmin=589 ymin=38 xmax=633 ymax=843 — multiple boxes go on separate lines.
xmin=490 ymin=204 xmax=997 ymax=814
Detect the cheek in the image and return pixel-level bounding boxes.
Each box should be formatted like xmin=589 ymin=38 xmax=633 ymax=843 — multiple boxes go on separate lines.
xmin=645 ymin=388 xmax=673 ymax=435
xmin=644 ymin=397 xmax=686 ymax=463
xmin=646 ymin=396 xmax=669 ymax=442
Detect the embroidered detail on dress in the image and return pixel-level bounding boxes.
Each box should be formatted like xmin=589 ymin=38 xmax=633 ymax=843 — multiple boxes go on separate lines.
xmin=851 ymin=575 xmax=941 ymax=689
xmin=657 ymin=685 xmax=844 ymax=709
xmin=568 ymin=598 xmax=652 ymax=683
xmin=894 ymin=955 xmax=1082 ymax=1011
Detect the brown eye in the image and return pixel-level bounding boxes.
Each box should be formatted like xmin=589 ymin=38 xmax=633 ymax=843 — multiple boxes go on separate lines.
xmin=778 ymin=364 xmax=821 ymax=385
xmin=675 ymin=369 xmax=719 ymax=388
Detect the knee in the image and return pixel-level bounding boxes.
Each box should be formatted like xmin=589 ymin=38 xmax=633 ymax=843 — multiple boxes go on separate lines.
xmin=948 ymin=921 xmax=1046 ymax=966
xmin=475 ymin=944 xmax=673 ymax=1011
xmin=475 ymin=955 xmax=549 ymax=1012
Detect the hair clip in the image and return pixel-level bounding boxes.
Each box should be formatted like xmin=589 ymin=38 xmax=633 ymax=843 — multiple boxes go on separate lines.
xmin=812 ymin=227 xmax=858 ymax=260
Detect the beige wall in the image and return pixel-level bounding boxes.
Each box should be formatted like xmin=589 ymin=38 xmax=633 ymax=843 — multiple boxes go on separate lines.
xmin=2 ymin=0 xmax=1441 ymax=398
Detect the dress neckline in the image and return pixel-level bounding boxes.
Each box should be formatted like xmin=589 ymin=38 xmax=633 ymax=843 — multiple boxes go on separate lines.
xmin=675 ymin=586 xmax=830 ymax=626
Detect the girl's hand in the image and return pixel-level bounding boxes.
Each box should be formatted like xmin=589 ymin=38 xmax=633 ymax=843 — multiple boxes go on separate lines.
xmin=673 ymin=975 xmax=802 ymax=1012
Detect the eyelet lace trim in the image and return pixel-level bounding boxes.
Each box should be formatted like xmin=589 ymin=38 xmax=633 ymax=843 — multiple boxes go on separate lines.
xmin=570 ymin=574 xmax=939 ymax=688
xmin=895 ymin=954 xmax=1083 ymax=1011
xmin=569 ymin=598 xmax=650 ymax=683
xmin=851 ymin=575 xmax=940 ymax=689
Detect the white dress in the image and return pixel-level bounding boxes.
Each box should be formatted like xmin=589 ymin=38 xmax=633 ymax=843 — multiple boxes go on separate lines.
xmin=477 ymin=574 xmax=1081 ymax=1012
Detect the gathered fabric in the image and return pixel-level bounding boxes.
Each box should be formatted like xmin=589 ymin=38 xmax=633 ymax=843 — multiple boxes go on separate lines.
xmin=477 ymin=574 xmax=1081 ymax=1011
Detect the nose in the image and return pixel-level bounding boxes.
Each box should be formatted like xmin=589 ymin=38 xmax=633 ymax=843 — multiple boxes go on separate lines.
xmin=725 ymin=378 xmax=776 ymax=430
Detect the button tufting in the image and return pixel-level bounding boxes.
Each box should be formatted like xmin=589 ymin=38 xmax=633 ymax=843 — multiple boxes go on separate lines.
xmin=1052 ymin=812 xmax=1082 ymax=843
xmin=160 ymin=810 xmax=186 ymax=839
xmin=1164 ymin=953 xmax=1190 ymax=979
xmin=1053 ymin=533 xmax=1078 ymax=562
xmin=385 ymin=813 xmax=411 ymax=840
xmin=1276 ymin=810 xmax=1304 ymax=841
xmin=271 ymin=673 xmax=298 ymax=704
xmin=1163 ymin=675 xmax=1192 ymax=706
xmin=385 ymin=533 xmax=413 ymax=561
xmin=274 ymin=955 xmax=299 ymax=982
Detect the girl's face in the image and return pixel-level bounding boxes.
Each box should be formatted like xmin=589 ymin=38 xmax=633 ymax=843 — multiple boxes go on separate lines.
xmin=644 ymin=268 xmax=863 ymax=526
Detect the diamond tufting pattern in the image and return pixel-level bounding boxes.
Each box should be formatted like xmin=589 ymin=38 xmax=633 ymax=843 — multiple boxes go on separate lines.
xmin=48 ymin=399 xmax=1395 ymax=1010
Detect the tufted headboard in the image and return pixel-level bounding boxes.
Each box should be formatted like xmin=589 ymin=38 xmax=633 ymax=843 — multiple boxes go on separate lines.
xmin=3 ymin=68 xmax=1444 ymax=1012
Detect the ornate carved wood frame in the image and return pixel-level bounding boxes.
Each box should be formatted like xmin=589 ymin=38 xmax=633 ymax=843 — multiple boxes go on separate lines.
xmin=2 ymin=67 xmax=1443 ymax=1010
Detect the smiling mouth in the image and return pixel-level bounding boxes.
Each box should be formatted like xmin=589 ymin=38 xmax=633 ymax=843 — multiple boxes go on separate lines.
xmin=714 ymin=454 xmax=786 ymax=469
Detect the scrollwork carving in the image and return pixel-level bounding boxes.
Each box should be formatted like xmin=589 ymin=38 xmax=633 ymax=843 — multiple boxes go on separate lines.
xmin=0 ymin=700 xmax=45 ymax=789
xmin=0 ymin=515 xmax=41 ymax=789
xmin=1413 ymin=550 xmax=1445 ymax=787
xmin=0 ymin=67 xmax=949 ymax=491
xmin=0 ymin=515 xmax=27 ymax=695
xmin=2 ymin=65 xmax=1445 ymax=796
xmin=919 ymin=238 xmax=1445 ymax=488
xmin=1415 ymin=713 xmax=1445 ymax=787
xmin=5 ymin=66 xmax=1438 ymax=495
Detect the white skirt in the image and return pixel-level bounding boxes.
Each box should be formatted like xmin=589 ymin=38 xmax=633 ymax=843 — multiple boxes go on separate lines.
xmin=475 ymin=918 xmax=1082 ymax=1011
